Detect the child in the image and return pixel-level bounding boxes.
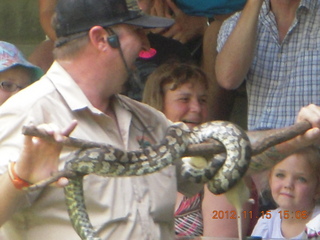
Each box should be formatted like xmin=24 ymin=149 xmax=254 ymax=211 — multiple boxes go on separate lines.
xmin=0 ymin=41 xmax=43 ymax=105
xmin=251 ymin=146 xmax=320 ymax=239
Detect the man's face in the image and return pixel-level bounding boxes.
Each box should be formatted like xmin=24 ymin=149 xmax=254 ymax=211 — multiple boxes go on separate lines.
xmin=105 ymin=24 xmax=150 ymax=93
xmin=113 ymin=24 xmax=150 ymax=70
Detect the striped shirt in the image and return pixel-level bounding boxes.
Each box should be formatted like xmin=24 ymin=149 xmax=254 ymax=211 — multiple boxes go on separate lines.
xmin=174 ymin=191 xmax=204 ymax=237
xmin=217 ymin=0 xmax=320 ymax=130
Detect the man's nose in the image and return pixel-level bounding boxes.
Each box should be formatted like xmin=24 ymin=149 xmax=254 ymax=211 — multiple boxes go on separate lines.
xmin=139 ymin=29 xmax=151 ymax=51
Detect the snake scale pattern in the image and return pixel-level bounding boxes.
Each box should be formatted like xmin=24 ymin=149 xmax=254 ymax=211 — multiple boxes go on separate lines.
xmin=60 ymin=121 xmax=251 ymax=240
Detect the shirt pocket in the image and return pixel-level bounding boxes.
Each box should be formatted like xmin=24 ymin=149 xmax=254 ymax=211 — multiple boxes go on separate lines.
xmin=83 ymin=176 xmax=131 ymax=227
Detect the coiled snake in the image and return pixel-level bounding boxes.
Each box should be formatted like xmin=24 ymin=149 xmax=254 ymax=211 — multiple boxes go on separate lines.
xmin=23 ymin=120 xmax=310 ymax=240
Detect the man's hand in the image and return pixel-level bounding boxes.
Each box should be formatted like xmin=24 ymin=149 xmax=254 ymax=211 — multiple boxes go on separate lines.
xmin=295 ymin=104 xmax=320 ymax=146
xmin=14 ymin=120 xmax=78 ymax=186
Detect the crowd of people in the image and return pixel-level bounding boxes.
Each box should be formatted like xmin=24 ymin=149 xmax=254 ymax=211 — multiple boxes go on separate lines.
xmin=1 ymin=0 xmax=320 ymax=239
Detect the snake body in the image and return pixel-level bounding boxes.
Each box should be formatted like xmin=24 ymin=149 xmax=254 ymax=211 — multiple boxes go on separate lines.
xmin=61 ymin=120 xmax=251 ymax=240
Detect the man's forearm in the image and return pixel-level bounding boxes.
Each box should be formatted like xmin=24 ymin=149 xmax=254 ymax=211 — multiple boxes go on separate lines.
xmin=215 ymin=0 xmax=263 ymax=90
xmin=0 ymin=172 xmax=28 ymax=226
xmin=247 ymin=124 xmax=315 ymax=175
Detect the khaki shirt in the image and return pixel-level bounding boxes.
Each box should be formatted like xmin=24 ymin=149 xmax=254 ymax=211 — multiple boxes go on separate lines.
xmin=0 ymin=62 xmax=202 ymax=240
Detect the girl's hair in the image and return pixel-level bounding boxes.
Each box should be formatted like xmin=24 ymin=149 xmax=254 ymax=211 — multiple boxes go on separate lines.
xmin=273 ymin=146 xmax=320 ymax=182
xmin=142 ymin=60 xmax=209 ymax=111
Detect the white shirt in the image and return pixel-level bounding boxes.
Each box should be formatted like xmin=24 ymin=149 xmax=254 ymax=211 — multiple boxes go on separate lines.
xmin=252 ymin=206 xmax=320 ymax=239
xmin=0 ymin=62 xmax=202 ymax=240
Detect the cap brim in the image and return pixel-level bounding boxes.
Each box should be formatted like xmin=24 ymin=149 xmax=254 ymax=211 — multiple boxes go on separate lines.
xmin=9 ymin=63 xmax=44 ymax=82
xmin=124 ymin=14 xmax=174 ymax=29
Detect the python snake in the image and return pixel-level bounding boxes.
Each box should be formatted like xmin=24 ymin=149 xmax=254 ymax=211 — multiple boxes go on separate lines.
xmin=26 ymin=120 xmax=252 ymax=240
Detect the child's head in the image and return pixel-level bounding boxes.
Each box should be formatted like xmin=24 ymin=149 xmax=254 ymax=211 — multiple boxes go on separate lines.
xmin=0 ymin=41 xmax=43 ymax=105
xmin=269 ymin=146 xmax=320 ymax=212
xmin=142 ymin=61 xmax=209 ymax=128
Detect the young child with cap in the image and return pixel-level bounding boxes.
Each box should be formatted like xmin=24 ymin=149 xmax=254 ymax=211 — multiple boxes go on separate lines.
xmin=0 ymin=41 xmax=43 ymax=105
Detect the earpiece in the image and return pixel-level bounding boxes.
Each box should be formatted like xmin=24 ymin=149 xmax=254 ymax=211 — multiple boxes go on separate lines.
xmin=106 ymin=28 xmax=120 ymax=49
xmin=107 ymin=35 xmax=120 ymax=48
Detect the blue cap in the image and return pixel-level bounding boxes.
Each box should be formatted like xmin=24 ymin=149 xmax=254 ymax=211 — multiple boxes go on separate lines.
xmin=0 ymin=41 xmax=43 ymax=82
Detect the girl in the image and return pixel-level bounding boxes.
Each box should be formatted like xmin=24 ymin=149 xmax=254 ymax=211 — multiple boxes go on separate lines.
xmin=252 ymin=146 xmax=320 ymax=239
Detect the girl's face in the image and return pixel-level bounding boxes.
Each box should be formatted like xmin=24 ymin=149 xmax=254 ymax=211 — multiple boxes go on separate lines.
xmin=162 ymin=81 xmax=208 ymax=129
xmin=269 ymin=154 xmax=320 ymax=212
xmin=0 ymin=67 xmax=32 ymax=105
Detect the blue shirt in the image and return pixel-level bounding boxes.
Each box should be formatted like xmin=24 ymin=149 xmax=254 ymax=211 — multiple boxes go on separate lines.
xmin=175 ymin=0 xmax=246 ymax=17
xmin=217 ymin=0 xmax=320 ymax=130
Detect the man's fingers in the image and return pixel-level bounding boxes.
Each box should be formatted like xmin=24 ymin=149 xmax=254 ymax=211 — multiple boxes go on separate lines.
xmin=297 ymin=104 xmax=320 ymax=127
xmin=62 ymin=120 xmax=78 ymax=137
xmin=55 ymin=177 xmax=69 ymax=188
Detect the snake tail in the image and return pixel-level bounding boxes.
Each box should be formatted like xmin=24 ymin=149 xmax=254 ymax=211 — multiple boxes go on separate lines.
xmin=64 ymin=175 xmax=101 ymax=240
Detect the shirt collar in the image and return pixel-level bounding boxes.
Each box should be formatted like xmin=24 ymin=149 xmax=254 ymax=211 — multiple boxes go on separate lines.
xmin=261 ymin=0 xmax=271 ymax=16
xmin=262 ymin=0 xmax=317 ymax=15
xmin=300 ymin=0 xmax=317 ymax=10
xmin=45 ymin=61 xmax=100 ymax=114
xmin=46 ymin=62 xmax=131 ymax=120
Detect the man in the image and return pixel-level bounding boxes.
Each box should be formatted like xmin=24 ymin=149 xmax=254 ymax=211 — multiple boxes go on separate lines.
xmin=0 ymin=0 xmax=192 ymax=239
xmin=215 ymin=0 xmax=320 ymax=131
xmin=0 ymin=0 xmax=320 ymax=240
xmin=215 ymin=0 xmax=320 ymax=211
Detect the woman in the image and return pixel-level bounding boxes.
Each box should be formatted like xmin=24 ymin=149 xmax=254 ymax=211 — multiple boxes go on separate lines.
xmin=143 ymin=61 xmax=258 ymax=237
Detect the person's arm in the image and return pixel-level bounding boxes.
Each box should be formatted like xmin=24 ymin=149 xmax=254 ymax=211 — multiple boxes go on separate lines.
xmin=0 ymin=172 xmax=29 ymax=227
xmin=202 ymin=183 xmax=252 ymax=237
xmin=0 ymin=122 xmax=76 ymax=226
xmin=38 ymin=0 xmax=58 ymax=41
xmin=215 ymin=0 xmax=263 ymax=90
xmin=247 ymin=104 xmax=320 ymax=175
xmin=202 ymin=16 xmax=237 ymax=121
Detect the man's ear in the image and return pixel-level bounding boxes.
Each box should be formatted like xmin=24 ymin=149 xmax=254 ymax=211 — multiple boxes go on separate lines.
xmin=88 ymin=26 xmax=109 ymax=51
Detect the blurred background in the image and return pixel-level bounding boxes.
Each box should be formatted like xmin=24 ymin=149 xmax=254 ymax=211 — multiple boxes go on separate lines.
xmin=0 ymin=0 xmax=45 ymax=56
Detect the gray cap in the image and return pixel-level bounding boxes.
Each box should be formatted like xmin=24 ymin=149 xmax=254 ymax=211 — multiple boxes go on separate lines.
xmin=55 ymin=0 xmax=174 ymax=38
